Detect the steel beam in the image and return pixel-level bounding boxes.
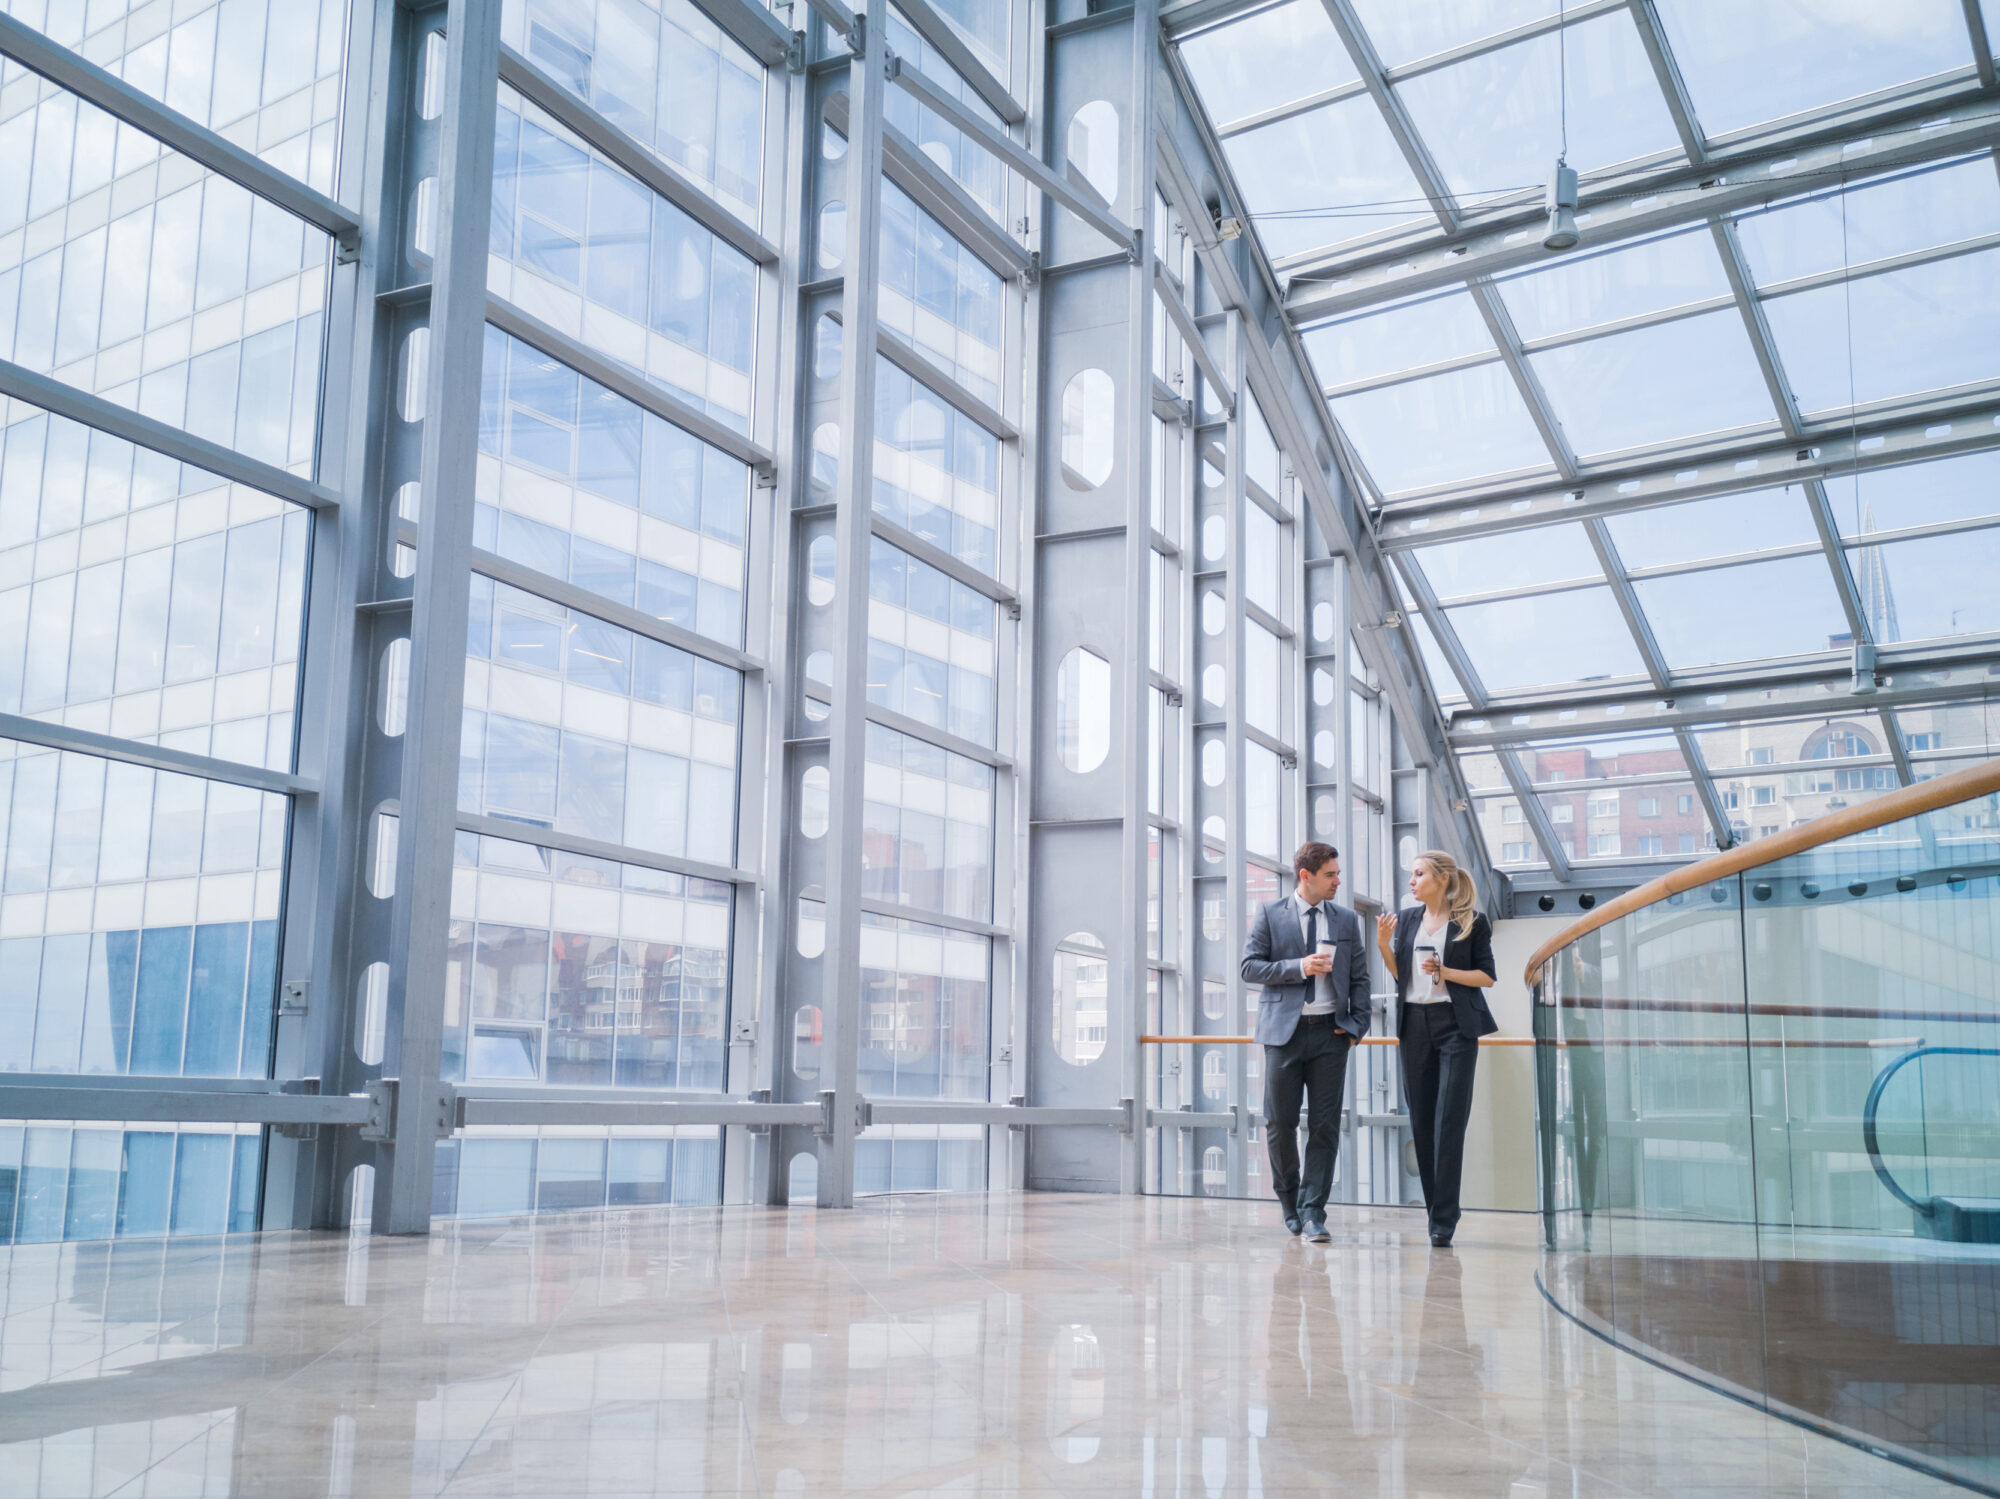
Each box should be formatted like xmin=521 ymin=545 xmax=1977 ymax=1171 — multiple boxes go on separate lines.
xmin=876 ymin=326 xmax=1018 ymax=439
xmin=457 ymin=1096 xmax=821 ymax=1128
xmin=691 ymin=0 xmax=796 ymax=69
xmin=1445 ymin=645 xmax=2000 ymax=744
xmin=1313 ymin=0 xmax=1458 ymax=234
xmin=892 ymin=0 xmax=1024 ymax=125
xmin=372 ymin=0 xmax=501 ymax=1235
xmin=1469 ymin=280 xmax=1575 ymax=477
xmin=497 ymin=44 xmax=779 ymax=265
xmin=0 ymin=711 xmax=313 ymax=797
xmin=814 ymin=3 xmax=890 ymax=1208
xmin=0 ymin=358 xmax=339 ymax=512
xmin=0 ymin=12 xmax=361 ymax=253
xmin=454 ymin=811 xmax=758 ymax=888
xmin=1673 ymin=726 xmax=1735 ymax=850
xmin=1627 ymin=0 xmax=1707 ymax=163
xmin=1584 ymin=518 xmax=1670 ymax=690
xmin=1284 ymin=99 xmax=2000 ymax=321
xmin=1154 ymin=266 xmax=1234 ymax=414
xmin=0 ymin=1082 xmax=376 ymax=1128
xmin=1969 ymin=0 xmax=1999 ymax=89
xmin=888 ymin=50 xmax=1131 ymax=250
xmin=1376 ymin=397 xmax=2000 ymax=546
xmin=1499 ymin=747 xmax=1572 ymax=882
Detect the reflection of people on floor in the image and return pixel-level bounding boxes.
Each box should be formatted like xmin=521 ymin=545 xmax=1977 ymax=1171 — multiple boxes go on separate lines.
xmin=1260 ymin=1261 xmax=1362 ymax=1495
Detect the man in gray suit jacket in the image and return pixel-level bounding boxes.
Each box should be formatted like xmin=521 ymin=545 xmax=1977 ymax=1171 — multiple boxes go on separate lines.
xmin=1241 ymin=841 xmax=1372 ymax=1242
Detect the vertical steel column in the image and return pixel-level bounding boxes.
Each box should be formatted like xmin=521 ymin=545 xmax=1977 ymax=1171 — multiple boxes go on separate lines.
xmin=1219 ymin=316 xmax=1247 ymax=1197
xmin=1118 ymin=0 xmax=1162 ymax=1193
xmin=816 ymin=11 xmax=889 ymax=1208
xmin=373 ymin=0 xmax=500 ymax=1234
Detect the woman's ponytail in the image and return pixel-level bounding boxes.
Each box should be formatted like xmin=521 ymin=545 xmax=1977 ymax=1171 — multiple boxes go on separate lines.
xmin=1419 ymin=849 xmax=1478 ymax=940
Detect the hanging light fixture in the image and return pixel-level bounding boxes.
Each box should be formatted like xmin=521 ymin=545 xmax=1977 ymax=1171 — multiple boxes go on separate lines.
xmin=1543 ymin=0 xmax=1578 ymax=252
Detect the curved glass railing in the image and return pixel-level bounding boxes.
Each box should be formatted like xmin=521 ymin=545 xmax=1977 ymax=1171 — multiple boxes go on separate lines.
xmin=1528 ymin=756 xmax=2000 ymax=1494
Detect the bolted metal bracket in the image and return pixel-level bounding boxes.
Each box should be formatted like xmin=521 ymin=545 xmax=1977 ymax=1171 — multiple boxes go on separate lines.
xmin=334 ymin=230 xmax=361 ymax=265
xmin=816 ymin=1089 xmax=837 ymax=1137
xmin=360 ymin=1077 xmax=398 ymax=1143
xmin=731 ymin=1015 xmax=757 ymax=1045
xmin=1118 ymin=1097 xmax=1138 ymax=1136
xmin=786 ymin=30 xmax=806 ymax=73
xmin=278 ymin=978 xmax=309 ymax=1018
xmin=746 ymin=1088 xmax=773 ymax=1136
xmin=274 ymin=1077 xmax=321 ymax=1141
xmin=1022 ymin=250 xmax=1042 ymax=287
xmin=854 ymin=1096 xmax=872 ymax=1130
xmin=1008 ymin=1094 xmax=1027 ymax=1130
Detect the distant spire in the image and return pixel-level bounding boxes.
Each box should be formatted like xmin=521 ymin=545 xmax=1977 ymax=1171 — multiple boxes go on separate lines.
xmin=1850 ymin=502 xmax=1900 ymax=643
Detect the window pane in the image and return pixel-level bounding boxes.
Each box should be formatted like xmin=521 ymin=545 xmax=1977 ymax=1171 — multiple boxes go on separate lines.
xmin=1180 ymin=1 xmax=1357 ymax=126
xmin=1444 ymin=589 xmax=1647 ymax=692
xmin=1633 ymin=555 xmax=1852 ymax=669
xmin=877 ymin=180 xmax=1002 ymax=409
xmin=1220 ymin=96 xmax=1429 ymax=260
xmin=491 ymin=85 xmax=758 ymax=429
xmin=862 ymin=721 xmax=994 ymax=923
xmin=858 ymin=911 xmax=989 ymax=1102
xmin=0 ymin=82 xmax=330 ymax=467
xmin=1411 ymin=521 xmax=1600 ymax=600
xmin=1733 ymin=159 xmax=2000 ymax=289
xmin=1825 ymin=452 xmax=2000 ymax=536
xmin=0 ymin=405 xmax=310 ymax=772
xmin=865 ymin=538 xmax=997 ymax=747
xmin=1302 ymin=290 xmax=1495 ymax=390
xmin=1498 ymin=229 xmax=1731 ymax=343
xmin=881 ymin=8 xmax=1009 ymax=222
xmin=477 ymin=328 xmax=751 ymax=648
xmin=0 ymin=739 xmax=285 ymax=1080
xmin=1528 ymin=310 xmax=1777 ymax=458
xmin=1605 ymin=487 xmax=1820 ymax=568
xmin=873 ymin=359 xmax=1001 ymax=576
xmin=1331 ymin=363 xmax=1553 ymax=493
xmin=462 ymin=579 xmax=743 ymax=866
xmin=1846 ymin=530 xmax=2000 ymax=644
xmin=446 ymin=832 xmax=732 ymax=1092
xmin=501 ymin=0 xmax=766 ymax=222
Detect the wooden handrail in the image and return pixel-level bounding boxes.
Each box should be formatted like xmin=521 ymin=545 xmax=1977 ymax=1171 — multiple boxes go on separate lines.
xmin=1138 ymin=1035 xmax=1534 ymax=1046
xmin=1522 ymin=754 xmax=2000 ymax=988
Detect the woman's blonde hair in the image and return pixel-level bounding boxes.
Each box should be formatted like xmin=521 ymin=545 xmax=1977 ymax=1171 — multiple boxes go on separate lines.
xmin=1418 ymin=850 xmax=1477 ymax=940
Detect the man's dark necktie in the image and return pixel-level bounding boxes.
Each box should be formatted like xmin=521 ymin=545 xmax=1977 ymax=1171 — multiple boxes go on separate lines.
xmin=1304 ymin=906 xmax=1318 ymax=961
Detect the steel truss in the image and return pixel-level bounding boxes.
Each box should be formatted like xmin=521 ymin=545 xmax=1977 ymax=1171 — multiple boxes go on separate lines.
xmin=0 ymin=0 xmax=1485 ymax=1230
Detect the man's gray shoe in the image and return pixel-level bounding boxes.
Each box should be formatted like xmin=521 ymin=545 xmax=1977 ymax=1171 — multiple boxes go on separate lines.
xmin=1304 ymin=1212 xmax=1331 ymax=1243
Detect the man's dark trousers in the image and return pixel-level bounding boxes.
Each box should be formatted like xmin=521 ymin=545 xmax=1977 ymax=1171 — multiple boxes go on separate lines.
xmin=1402 ymin=1001 xmax=1478 ymax=1238
xmin=1263 ymin=1013 xmax=1353 ymax=1214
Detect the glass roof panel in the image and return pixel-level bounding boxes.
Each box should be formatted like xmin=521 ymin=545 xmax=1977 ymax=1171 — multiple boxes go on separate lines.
xmin=1497 ymin=229 xmax=1732 ymax=342
xmin=1301 ymin=290 xmax=1496 ymax=388
xmin=1528 ymin=309 xmax=1778 ymax=457
xmin=1633 ymin=554 xmax=1852 ymax=669
xmin=1474 ymin=795 xmax=1548 ymax=867
xmin=1445 ymin=588 xmax=1647 ymax=692
xmin=1695 ymin=713 xmax=1897 ymax=769
xmin=1181 ymin=1 xmax=1358 ymax=127
xmin=1849 ymin=528 xmax=2000 ymax=642
xmin=1824 ymin=451 xmax=2000 ymax=536
xmin=1519 ymin=732 xmax=1688 ymax=780
xmin=1347 ymin=0 xmax=1561 ymax=68
xmin=1763 ymin=247 xmax=2000 ymax=416
xmin=1896 ymin=699 xmax=2000 ymax=761
xmin=1330 ymin=363 xmax=1554 ymax=492
xmin=1455 ymin=751 xmax=1512 ymax=793
xmin=1606 ymin=486 xmax=1822 ymax=567
xmin=1396 ymin=13 xmax=1683 ymax=208
xmin=1649 ymin=0 xmax=1973 ymax=140
xmin=1409 ymin=521 xmax=1601 ymax=600
xmin=1223 ymin=96 xmax=1430 ymax=260
xmin=1732 ymin=159 xmax=2000 ymax=289
xmin=1540 ymin=779 xmax=1706 ymax=861
xmin=1407 ymin=609 xmax=1468 ymax=703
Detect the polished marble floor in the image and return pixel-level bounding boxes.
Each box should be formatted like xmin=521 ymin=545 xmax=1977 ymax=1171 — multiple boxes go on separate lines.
xmin=0 ymin=1192 xmax=1976 ymax=1497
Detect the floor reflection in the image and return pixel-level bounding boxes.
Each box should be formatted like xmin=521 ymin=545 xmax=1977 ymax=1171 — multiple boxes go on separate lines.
xmin=0 ymin=1195 xmax=1971 ymax=1496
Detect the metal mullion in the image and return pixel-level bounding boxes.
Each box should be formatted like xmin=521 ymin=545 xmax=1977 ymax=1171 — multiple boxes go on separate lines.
xmin=1283 ymin=102 xmax=2000 ymax=322
xmin=1711 ymin=219 xmax=1804 ymax=439
xmin=1391 ymin=556 xmax=1490 ymax=709
xmin=1623 ymin=541 xmax=1826 ymax=580
xmin=1967 ymin=0 xmax=1998 ymax=89
xmin=817 ymin=5 xmax=890 ymax=1207
xmin=688 ymin=0 xmax=796 ymax=68
xmin=1763 ymin=230 xmax=2000 ymax=300
xmin=893 ymin=0 xmax=1023 ymax=124
xmin=1432 ymin=575 xmax=1611 ymax=608
xmin=1220 ymin=313 xmax=1248 ymax=1199
xmin=455 ymin=811 xmax=757 ymax=887
xmin=876 ymin=325 xmax=1018 ymax=439
xmin=1879 ymin=707 xmax=1918 ymax=788
xmin=1499 ymin=747 xmax=1571 ymax=882
xmin=371 ymin=0 xmax=501 ymax=1235
xmin=1374 ymin=397 xmax=2000 ymax=546
xmin=1584 ymin=518 xmax=1671 ymax=690
xmin=482 ymin=293 xmax=775 ymax=472
xmin=858 ymin=700 xmax=1013 ymax=769
xmin=1825 ymin=511 xmax=2000 ymax=550
xmin=1515 ymin=293 xmax=1738 ymax=354
xmin=889 ymin=47 xmax=1128 ymax=250
xmin=1383 ymin=0 xmax=1628 ymax=83
xmin=1214 ymin=79 xmax=1369 ymax=140
xmin=1805 ymin=478 xmax=1874 ymax=648
xmin=1244 ymin=483 xmax=1289 ymax=526
xmin=1673 ymin=727 xmax=1735 ymax=851
xmin=857 ymin=897 xmax=1008 ymax=940
xmin=0 ymin=712 xmax=312 ymax=797
xmin=1244 ymin=601 xmax=1292 ymax=641
xmin=1625 ymin=0 xmax=1707 ymax=163
xmin=1243 ymin=723 xmax=1295 ymax=761
xmin=868 ymin=514 xmax=1018 ymax=605
xmin=1322 ymin=348 xmax=1506 ymax=399
xmin=1469 ymin=281 xmax=1576 ymax=478
xmin=1314 ymin=0 xmax=1458 ymax=232
xmin=1154 ymin=265 xmax=1234 ymax=414
xmin=1523 ymin=767 xmax=1704 ymax=794
xmin=0 ymin=12 xmax=360 ymax=251
xmin=393 ymin=522 xmax=766 ymax=673
xmin=497 ymin=45 xmax=779 ymax=265
xmin=0 ymin=358 xmax=338 ymax=511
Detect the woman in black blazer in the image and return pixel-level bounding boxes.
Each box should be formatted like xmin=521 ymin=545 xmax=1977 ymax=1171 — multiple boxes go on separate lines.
xmin=1373 ymin=850 xmax=1497 ymax=1247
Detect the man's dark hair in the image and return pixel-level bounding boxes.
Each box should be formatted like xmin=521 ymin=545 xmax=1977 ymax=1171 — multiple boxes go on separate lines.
xmin=1292 ymin=842 xmax=1339 ymax=878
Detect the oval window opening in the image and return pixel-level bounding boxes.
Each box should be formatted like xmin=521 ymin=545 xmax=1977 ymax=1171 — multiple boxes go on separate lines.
xmin=801 ymin=765 xmax=830 ymax=837
xmin=811 ymin=422 xmax=840 ymax=492
xmin=1052 ymin=931 xmax=1108 ymax=1066
xmin=807 ymin=536 xmax=836 ymax=606
xmin=1201 ymin=514 xmax=1225 ymax=562
xmin=1312 ymin=600 xmax=1335 ymax=642
xmin=793 ymin=1005 xmax=823 ymax=1081
xmin=1315 ymin=792 xmax=1338 ymax=837
xmin=1200 ymin=592 xmax=1225 ymax=636
xmin=814 ymin=314 xmax=842 ymax=380
xmin=1055 ymin=648 xmax=1111 ymax=773
xmin=1312 ymin=667 xmax=1334 ymax=707
xmin=797 ymin=891 xmax=826 ymax=959
xmin=355 ymin=962 xmax=388 ymax=1067
xmin=1066 ymin=101 xmax=1120 ymax=207
xmin=366 ymin=807 xmax=398 ymax=899
xmin=1201 ymin=664 xmax=1225 ymax=706
xmin=818 ymin=201 xmax=845 ymax=271
xmin=378 ymin=637 xmax=410 ymax=737
xmin=1060 ymin=369 xmax=1115 ymax=490
xmin=1201 ymin=739 xmax=1225 ymax=786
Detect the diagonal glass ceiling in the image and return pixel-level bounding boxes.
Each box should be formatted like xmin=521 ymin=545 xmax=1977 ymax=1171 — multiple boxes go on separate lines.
xmin=1170 ymin=0 xmax=2000 ymax=879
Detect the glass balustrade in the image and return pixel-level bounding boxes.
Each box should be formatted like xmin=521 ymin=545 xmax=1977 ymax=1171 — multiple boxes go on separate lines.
xmin=1533 ymin=763 xmax=2000 ymax=1492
